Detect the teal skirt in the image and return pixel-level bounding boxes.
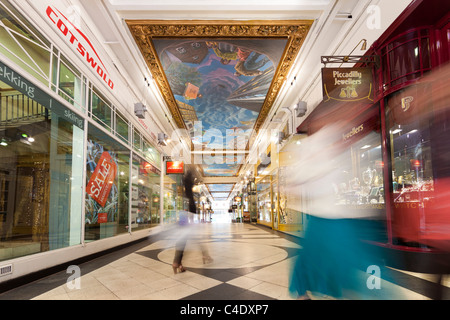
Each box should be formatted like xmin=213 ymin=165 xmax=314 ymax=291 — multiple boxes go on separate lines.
xmin=289 ymin=215 xmax=382 ymax=298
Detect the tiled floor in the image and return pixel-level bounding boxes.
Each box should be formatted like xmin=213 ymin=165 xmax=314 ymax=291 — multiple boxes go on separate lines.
xmin=0 ymin=221 xmax=448 ymax=300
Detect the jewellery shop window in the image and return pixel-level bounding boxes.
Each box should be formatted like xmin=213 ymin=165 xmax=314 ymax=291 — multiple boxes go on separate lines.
xmin=335 ymin=106 xmax=385 ymax=212
xmin=385 ymin=85 xmax=434 ymax=245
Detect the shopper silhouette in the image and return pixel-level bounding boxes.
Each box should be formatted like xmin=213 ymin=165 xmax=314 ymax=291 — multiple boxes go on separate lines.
xmin=172 ymin=168 xmax=212 ymax=274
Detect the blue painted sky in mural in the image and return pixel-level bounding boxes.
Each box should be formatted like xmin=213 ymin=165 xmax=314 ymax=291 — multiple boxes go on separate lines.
xmin=155 ymin=39 xmax=287 ymax=176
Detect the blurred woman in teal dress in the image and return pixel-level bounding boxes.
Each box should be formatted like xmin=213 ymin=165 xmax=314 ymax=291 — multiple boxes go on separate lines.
xmin=286 ymin=123 xmax=385 ymax=299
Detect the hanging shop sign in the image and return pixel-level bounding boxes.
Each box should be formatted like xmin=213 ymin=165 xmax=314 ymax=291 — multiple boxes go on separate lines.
xmin=322 ymin=67 xmax=373 ymax=103
xmin=45 ymin=5 xmax=115 ymax=90
xmin=166 ymin=161 xmax=184 ymax=174
xmin=86 ymin=151 xmax=118 ymax=207
xmin=0 ymin=60 xmax=84 ymax=129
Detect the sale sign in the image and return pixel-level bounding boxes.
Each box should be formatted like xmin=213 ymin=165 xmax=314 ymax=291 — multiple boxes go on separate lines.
xmin=86 ymin=151 xmax=117 ymax=207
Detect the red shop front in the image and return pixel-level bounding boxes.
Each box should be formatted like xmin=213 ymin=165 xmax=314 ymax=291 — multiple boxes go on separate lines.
xmin=298 ymin=0 xmax=450 ymax=272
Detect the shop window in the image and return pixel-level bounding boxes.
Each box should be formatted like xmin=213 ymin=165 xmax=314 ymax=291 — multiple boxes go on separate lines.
xmin=381 ymin=28 xmax=432 ymax=92
xmin=58 ymin=56 xmax=84 ymax=110
xmin=278 ymin=166 xmax=303 ymax=227
xmin=85 ymin=124 xmax=129 ymax=241
xmin=0 ymin=76 xmax=84 ymax=260
xmin=115 ymin=111 xmax=129 ymax=144
xmin=133 ymin=128 xmax=141 ymax=152
xmin=330 ymin=105 xmax=388 ymax=245
xmin=90 ymin=87 xmax=112 ymax=130
xmin=163 ymin=176 xmax=179 ymax=224
xmin=131 ymin=154 xmax=160 ymax=230
xmin=385 ymin=85 xmax=435 ymax=246
xmin=257 ymin=177 xmax=271 ymax=224
xmin=272 ymin=173 xmax=278 ymax=229
xmin=335 ymin=131 xmax=385 ymax=207
xmin=143 ymin=138 xmax=161 ymax=168
xmin=0 ymin=2 xmax=51 ymax=86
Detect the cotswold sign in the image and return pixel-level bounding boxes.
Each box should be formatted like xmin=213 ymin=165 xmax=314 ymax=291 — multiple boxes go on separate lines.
xmin=45 ymin=5 xmax=115 ymax=90
xmin=322 ymin=67 xmax=373 ymax=103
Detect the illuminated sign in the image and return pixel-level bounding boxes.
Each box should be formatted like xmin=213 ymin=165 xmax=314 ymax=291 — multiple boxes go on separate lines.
xmin=45 ymin=6 xmax=115 ymax=90
xmin=166 ymin=161 xmax=184 ymax=174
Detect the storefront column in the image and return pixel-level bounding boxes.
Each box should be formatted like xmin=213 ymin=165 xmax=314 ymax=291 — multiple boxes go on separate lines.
xmin=69 ymin=125 xmax=84 ymax=245
xmin=49 ymin=114 xmax=84 ymax=249
xmin=80 ymin=119 xmax=88 ymax=246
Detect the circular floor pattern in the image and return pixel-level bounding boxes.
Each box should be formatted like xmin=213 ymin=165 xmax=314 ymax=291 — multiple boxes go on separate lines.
xmin=157 ymin=240 xmax=288 ymax=269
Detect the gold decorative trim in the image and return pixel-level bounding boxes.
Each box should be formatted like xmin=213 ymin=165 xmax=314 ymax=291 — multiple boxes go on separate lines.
xmin=126 ymin=20 xmax=313 ymax=131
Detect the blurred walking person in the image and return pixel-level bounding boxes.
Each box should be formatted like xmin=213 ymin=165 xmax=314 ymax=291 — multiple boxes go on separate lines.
xmin=286 ymin=123 xmax=386 ymax=299
xmin=172 ymin=167 xmax=213 ymax=274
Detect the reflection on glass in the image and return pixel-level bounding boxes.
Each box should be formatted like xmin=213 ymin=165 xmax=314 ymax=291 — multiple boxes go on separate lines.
xmin=59 ymin=58 xmax=83 ymax=110
xmin=131 ymin=154 xmax=161 ymax=230
xmin=91 ymin=88 xmax=112 ymax=130
xmin=386 ymin=88 xmax=434 ymax=246
xmin=133 ymin=129 xmax=141 ymax=152
xmin=0 ymin=2 xmax=51 ymax=86
xmin=143 ymin=139 xmax=160 ymax=167
xmin=335 ymin=132 xmax=385 ymax=207
xmin=257 ymin=178 xmax=272 ymax=224
xmin=116 ymin=111 xmax=129 ymax=143
xmin=0 ymin=79 xmax=83 ymax=260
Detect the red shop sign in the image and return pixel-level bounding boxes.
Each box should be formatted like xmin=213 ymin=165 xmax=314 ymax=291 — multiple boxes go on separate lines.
xmin=86 ymin=151 xmax=117 ymax=207
xmin=98 ymin=212 xmax=108 ymax=224
xmin=45 ymin=6 xmax=115 ymax=90
xmin=166 ymin=161 xmax=184 ymax=174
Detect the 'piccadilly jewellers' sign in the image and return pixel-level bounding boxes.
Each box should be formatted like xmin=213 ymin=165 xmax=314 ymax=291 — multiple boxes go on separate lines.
xmin=322 ymin=67 xmax=373 ymax=103
xmin=0 ymin=60 xmax=84 ymax=129
xmin=45 ymin=5 xmax=115 ymax=90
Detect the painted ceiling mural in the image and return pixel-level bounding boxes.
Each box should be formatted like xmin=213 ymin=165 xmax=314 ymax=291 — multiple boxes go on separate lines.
xmin=127 ymin=21 xmax=313 ymax=177
xmin=153 ymin=38 xmax=286 ymax=176
xmin=206 ymin=184 xmax=234 ymax=201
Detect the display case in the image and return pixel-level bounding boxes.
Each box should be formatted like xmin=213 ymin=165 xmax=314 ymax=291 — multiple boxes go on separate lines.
xmin=385 ymin=85 xmax=435 ymax=245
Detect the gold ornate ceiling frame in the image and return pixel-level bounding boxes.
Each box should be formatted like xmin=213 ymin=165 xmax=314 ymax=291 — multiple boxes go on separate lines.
xmin=126 ymin=19 xmax=313 ymax=133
